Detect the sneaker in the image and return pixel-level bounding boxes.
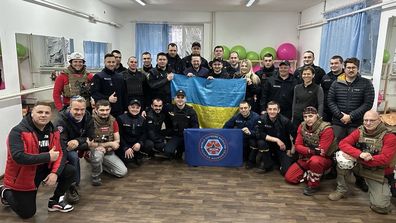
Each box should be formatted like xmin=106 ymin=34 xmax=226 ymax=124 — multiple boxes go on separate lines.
xmin=64 ymin=183 xmax=80 ymax=204
xmin=48 ymin=196 xmax=74 ymax=212
xmin=370 ymin=205 xmax=392 ymax=215
xmin=0 ymin=185 xmax=10 ymax=206
xmin=92 ymin=176 xmax=102 ymax=186
xmin=328 ymin=191 xmax=345 ymax=201
xmin=255 ymin=167 xmax=273 ymax=174
xmin=303 ymin=186 xmax=319 ymax=196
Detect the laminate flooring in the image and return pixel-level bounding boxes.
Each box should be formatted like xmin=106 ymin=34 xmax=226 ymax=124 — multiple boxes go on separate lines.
xmin=1 ymin=158 xmax=396 ymax=223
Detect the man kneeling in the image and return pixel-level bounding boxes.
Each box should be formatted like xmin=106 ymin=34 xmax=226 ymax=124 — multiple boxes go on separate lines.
xmin=285 ymin=106 xmax=336 ymax=196
xmin=328 ymin=110 xmax=396 ymax=214
xmin=89 ymin=100 xmax=127 ymax=186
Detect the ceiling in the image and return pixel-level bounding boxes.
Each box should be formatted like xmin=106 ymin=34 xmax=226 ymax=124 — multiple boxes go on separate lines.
xmin=100 ymin=0 xmax=324 ymax=12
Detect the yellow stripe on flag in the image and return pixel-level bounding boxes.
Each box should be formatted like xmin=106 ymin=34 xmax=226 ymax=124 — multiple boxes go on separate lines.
xmin=189 ymin=103 xmax=239 ymax=128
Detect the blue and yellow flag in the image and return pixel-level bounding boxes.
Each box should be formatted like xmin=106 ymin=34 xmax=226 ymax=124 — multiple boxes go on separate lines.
xmin=171 ymin=74 xmax=246 ymax=128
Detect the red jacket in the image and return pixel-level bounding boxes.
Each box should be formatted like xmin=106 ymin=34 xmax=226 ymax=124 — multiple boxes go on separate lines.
xmin=4 ymin=116 xmax=64 ymax=191
xmin=340 ymin=129 xmax=396 ymax=175
xmin=53 ymin=71 xmax=93 ymax=111
xmin=295 ymin=124 xmax=334 ymax=157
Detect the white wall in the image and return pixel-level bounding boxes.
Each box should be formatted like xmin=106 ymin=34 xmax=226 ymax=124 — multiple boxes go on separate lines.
xmin=0 ymin=0 xmax=122 ymax=175
xmin=214 ymin=11 xmax=299 ymax=60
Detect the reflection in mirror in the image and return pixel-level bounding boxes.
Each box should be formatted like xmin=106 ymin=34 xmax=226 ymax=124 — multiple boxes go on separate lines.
xmin=15 ymin=33 xmax=74 ymax=115
xmin=0 ymin=40 xmax=5 ymax=90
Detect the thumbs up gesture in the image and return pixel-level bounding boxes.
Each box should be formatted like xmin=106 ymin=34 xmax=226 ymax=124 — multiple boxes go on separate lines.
xmin=109 ymin=92 xmax=118 ymax=103
xmin=49 ymin=147 xmax=59 ymax=161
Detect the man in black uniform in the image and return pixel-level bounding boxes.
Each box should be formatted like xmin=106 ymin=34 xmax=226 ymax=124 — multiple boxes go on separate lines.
xmin=255 ymin=101 xmax=294 ymax=175
xmin=164 ymin=90 xmax=199 ymax=159
xmin=293 ymin=50 xmax=326 ymax=84
xmin=260 ymin=60 xmax=298 ymax=119
xmin=111 ymin=50 xmax=127 ymax=73
xmin=145 ymin=98 xmax=168 ymax=155
xmin=209 ymin=45 xmax=231 ymax=70
xmin=122 ymin=56 xmax=148 ymax=109
xmin=166 ymin=43 xmax=185 ymax=74
xmin=90 ymin=53 xmax=127 ymax=117
xmin=320 ymin=55 xmax=344 ymax=122
xmin=54 ymin=96 xmax=94 ymax=204
xmin=147 ymin=52 xmax=174 ymax=105
xmin=116 ymin=99 xmax=151 ymax=165
xmin=182 ymin=42 xmax=209 ymax=69
xmin=255 ymin=53 xmax=278 ymax=85
xmin=223 ymin=101 xmax=260 ymax=167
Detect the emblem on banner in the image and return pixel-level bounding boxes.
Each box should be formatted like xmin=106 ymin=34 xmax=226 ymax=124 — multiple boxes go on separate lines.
xmin=199 ymin=134 xmax=228 ymax=161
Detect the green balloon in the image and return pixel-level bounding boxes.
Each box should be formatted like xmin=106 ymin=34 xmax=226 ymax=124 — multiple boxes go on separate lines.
xmin=231 ymin=45 xmax=247 ymax=59
xmin=383 ymin=49 xmax=390 ymax=63
xmin=222 ymin=45 xmax=230 ymax=60
xmin=16 ymin=43 xmax=27 ymax=57
xmin=246 ymin=51 xmax=259 ymax=61
xmin=260 ymin=47 xmax=277 ymax=60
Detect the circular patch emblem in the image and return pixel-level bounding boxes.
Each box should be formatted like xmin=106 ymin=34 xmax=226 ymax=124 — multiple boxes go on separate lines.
xmin=199 ymin=134 xmax=228 ymax=161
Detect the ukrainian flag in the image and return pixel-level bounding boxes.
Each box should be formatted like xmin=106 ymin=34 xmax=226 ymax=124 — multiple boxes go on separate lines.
xmin=171 ymin=74 xmax=246 ymax=128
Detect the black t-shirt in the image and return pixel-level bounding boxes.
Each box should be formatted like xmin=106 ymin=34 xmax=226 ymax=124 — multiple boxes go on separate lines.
xmin=33 ymin=125 xmax=51 ymax=153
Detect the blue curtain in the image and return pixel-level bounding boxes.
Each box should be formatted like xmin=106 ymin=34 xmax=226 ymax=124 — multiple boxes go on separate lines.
xmin=83 ymin=41 xmax=108 ymax=69
xmin=136 ymin=23 xmax=169 ymax=67
xmin=319 ymin=2 xmax=380 ymax=74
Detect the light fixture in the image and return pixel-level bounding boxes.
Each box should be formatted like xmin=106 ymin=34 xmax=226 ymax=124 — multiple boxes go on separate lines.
xmin=246 ymin=0 xmax=256 ymax=7
xmin=135 ymin=0 xmax=146 ymax=6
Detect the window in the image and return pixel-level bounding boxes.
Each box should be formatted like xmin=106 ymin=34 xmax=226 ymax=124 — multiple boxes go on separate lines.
xmin=83 ymin=41 xmax=110 ymax=69
xmin=136 ymin=23 xmax=204 ymax=67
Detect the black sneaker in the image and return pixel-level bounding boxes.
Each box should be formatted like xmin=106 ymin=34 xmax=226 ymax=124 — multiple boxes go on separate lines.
xmin=65 ymin=183 xmax=80 ymax=204
xmin=48 ymin=196 xmax=74 ymax=212
xmin=303 ymin=186 xmax=319 ymax=196
xmin=0 ymin=185 xmax=10 ymax=207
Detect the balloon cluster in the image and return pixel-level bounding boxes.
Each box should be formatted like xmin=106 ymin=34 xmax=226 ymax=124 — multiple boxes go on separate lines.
xmin=220 ymin=43 xmax=297 ymax=61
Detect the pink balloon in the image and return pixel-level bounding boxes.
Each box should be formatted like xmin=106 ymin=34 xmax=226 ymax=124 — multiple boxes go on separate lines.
xmin=277 ymin=43 xmax=297 ymax=60
xmin=253 ymin=65 xmax=261 ymax=73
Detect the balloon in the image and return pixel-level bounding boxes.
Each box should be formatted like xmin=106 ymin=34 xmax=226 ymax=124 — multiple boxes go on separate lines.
xmin=231 ymin=45 xmax=247 ymax=59
xmin=260 ymin=47 xmax=277 ymax=60
xmin=222 ymin=45 xmax=230 ymax=60
xmin=246 ymin=51 xmax=260 ymax=61
xmin=253 ymin=64 xmax=261 ymax=73
xmin=277 ymin=43 xmax=297 ymax=60
xmin=383 ymin=49 xmax=390 ymax=63
xmin=16 ymin=43 xmax=27 ymax=58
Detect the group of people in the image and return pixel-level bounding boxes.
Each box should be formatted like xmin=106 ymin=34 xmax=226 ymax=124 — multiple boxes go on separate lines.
xmin=1 ymin=41 xmax=396 ymax=219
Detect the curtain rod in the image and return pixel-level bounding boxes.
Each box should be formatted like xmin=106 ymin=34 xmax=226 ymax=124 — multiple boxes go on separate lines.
xmin=0 ymin=85 xmax=53 ymax=101
xmin=297 ymin=0 xmax=396 ymax=31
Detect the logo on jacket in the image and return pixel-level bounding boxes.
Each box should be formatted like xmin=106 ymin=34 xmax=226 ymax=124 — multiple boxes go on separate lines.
xmin=199 ymin=134 xmax=228 ymax=161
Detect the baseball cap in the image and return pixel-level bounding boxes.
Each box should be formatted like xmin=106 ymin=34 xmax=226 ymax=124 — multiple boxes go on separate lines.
xmin=129 ymin=99 xmax=141 ymax=106
xmin=176 ymin=89 xmax=186 ymax=97
xmin=279 ymin=60 xmax=290 ymax=67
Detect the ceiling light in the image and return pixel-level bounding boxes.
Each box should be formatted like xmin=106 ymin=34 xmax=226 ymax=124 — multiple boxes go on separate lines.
xmin=135 ymin=0 xmax=146 ymax=6
xmin=246 ymin=0 xmax=256 ymax=7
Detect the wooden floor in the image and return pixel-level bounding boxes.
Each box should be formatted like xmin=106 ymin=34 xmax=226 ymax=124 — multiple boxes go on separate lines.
xmin=1 ymin=158 xmax=396 ymax=223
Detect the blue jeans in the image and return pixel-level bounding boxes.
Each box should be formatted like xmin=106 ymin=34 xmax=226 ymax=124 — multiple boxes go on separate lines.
xmin=67 ymin=150 xmax=80 ymax=185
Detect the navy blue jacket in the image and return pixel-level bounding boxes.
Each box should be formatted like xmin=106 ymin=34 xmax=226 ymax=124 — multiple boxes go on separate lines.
xmin=223 ymin=112 xmax=260 ymax=138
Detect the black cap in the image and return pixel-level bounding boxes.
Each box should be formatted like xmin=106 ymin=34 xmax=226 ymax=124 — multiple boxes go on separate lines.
xmin=192 ymin=42 xmax=201 ymax=48
xmin=129 ymin=99 xmax=141 ymax=106
xmin=279 ymin=60 xmax=290 ymax=66
xmin=212 ymin=58 xmax=222 ymax=64
xmin=176 ymin=89 xmax=186 ymax=97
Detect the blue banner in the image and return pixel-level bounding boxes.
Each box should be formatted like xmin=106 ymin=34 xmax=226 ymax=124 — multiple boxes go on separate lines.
xmin=184 ymin=128 xmax=243 ymax=167
xmin=171 ymin=74 xmax=246 ymax=128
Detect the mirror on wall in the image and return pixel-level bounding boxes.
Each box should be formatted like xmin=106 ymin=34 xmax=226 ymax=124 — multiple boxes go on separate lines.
xmin=0 ymin=40 xmax=5 ymax=90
